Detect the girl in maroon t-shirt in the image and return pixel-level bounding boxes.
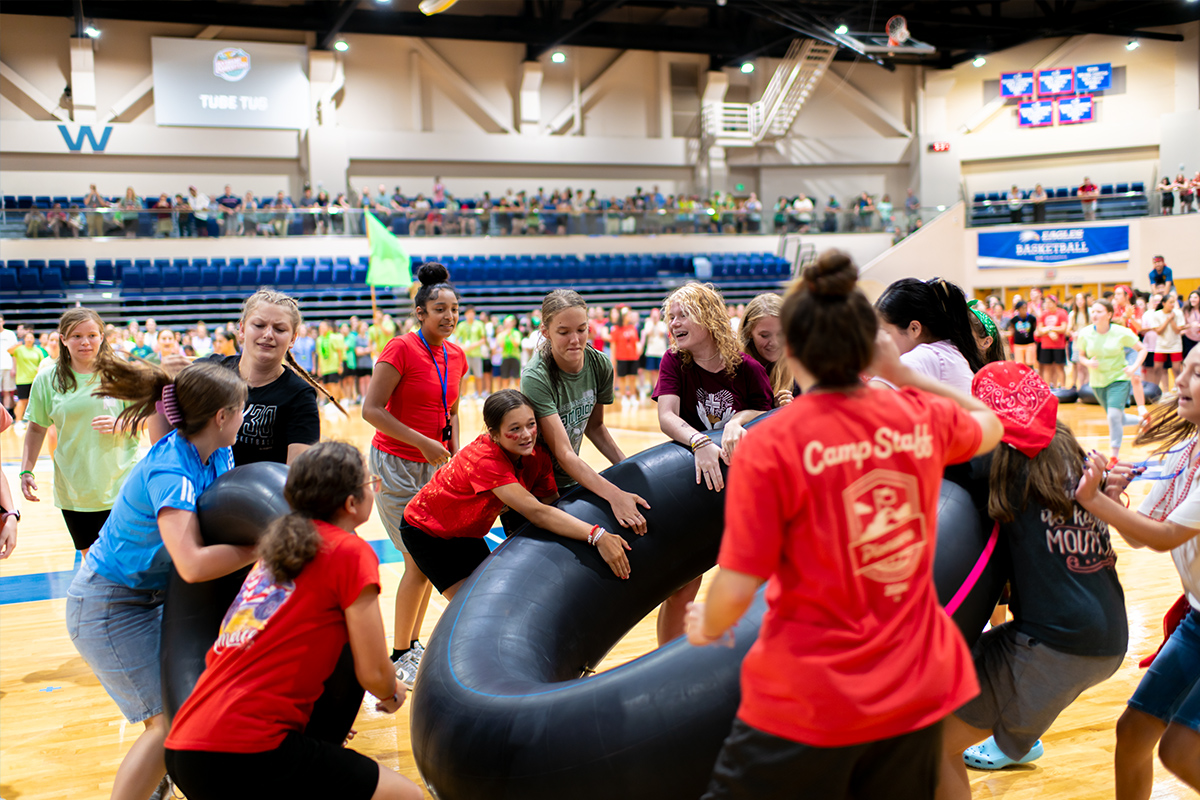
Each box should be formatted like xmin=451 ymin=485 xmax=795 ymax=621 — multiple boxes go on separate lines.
xmin=400 ymin=390 xmax=631 ymax=599
xmin=164 ymin=442 xmax=421 ymax=800
xmin=652 ymin=281 xmax=773 ymax=646
xmin=685 ymin=251 xmax=1002 ymax=800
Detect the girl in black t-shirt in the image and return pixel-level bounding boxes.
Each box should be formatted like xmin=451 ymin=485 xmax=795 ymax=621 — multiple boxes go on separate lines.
xmin=937 ymin=363 xmax=1128 ymax=792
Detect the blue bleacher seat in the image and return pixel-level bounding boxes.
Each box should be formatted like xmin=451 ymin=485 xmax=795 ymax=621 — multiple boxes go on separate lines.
xmin=28 ymin=259 xmax=46 ymax=269
xmin=276 ymin=264 xmax=296 ymax=286
xmin=295 ymin=265 xmax=314 ymax=286
xmin=3 ymin=196 xmax=16 ymax=209
xmin=115 ymin=259 xmax=132 ymax=279
xmin=218 ymin=265 xmax=238 ymax=288
xmin=1100 ymin=184 xmax=1114 ymax=195
xmin=140 ymin=265 xmax=162 ymax=293
xmin=37 ymin=265 xmax=61 ymax=291
xmin=181 ymin=265 xmax=201 ymax=288
xmin=172 ymin=258 xmax=189 ymax=269
xmin=211 ymin=257 xmax=227 ymax=269
xmin=332 ymin=264 xmax=351 ymax=284
xmin=1132 ymin=181 xmax=1145 ymax=193
xmin=134 ymin=259 xmax=151 ymax=272
xmin=301 ymin=256 xmax=316 ymax=268
xmin=192 ymin=257 xmax=209 ymax=269
xmin=161 ymin=266 xmax=181 ymax=291
xmin=265 ymin=257 xmax=281 ymax=268
xmin=314 ymin=265 xmax=333 ymax=285
xmin=16 ymin=196 xmax=33 ymax=209
xmin=200 ymin=265 xmax=220 ymax=288
xmin=95 ymin=260 xmax=115 ymax=283
xmin=67 ymin=260 xmax=88 ymax=285
xmin=121 ymin=266 xmax=143 ymax=293
xmin=237 ymin=265 xmax=257 ymax=287
xmin=6 ymin=260 xmax=25 ymax=270
xmin=34 ymin=196 xmax=50 ymax=208
xmin=229 ymin=257 xmax=245 ymax=269
xmin=248 ymin=257 xmax=263 ymax=267
xmin=1116 ymin=183 xmax=1130 ymax=194
xmin=350 ymin=264 xmax=367 ymax=284
xmin=256 ymin=265 xmax=277 ymax=286
xmin=154 ymin=258 xmax=170 ymax=270
xmin=283 ymin=257 xmax=299 ymax=268
xmin=336 ymin=255 xmax=351 ymax=267
xmin=0 ymin=270 xmax=17 ymax=292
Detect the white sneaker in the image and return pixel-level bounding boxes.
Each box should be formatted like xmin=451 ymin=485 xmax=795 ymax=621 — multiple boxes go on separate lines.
xmin=409 ymin=640 xmax=426 ymax=663
xmin=393 ymin=650 xmax=420 ymax=689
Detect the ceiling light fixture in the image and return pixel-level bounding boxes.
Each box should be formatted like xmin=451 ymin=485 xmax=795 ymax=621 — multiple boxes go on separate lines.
xmin=972 ymin=56 xmax=986 ymax=67
xmin=835 ymin=23 xmax=849 ymax=35
xmin=334 ymin=40 xmax=349 ymax=52
xmin=740 ymin=62 xmax=754 ymax=74
xmin=1126 ymin=38 xmax=1140 ymax=50
xmin=83 ymin=23 xmax=101 ymax=38
xmin=551 ymin=51 xmax=566 ymax=63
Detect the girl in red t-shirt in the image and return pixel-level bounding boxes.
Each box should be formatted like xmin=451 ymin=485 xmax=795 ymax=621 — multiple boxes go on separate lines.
xmin=611 ymin=308 xmax=642 ymax=402
xmin=164 ymin=442 xmax=421 ymax=800
xmin=400 ymin=389 xmax=631 ymax=599
xmin=362 ymin=262 xmax=466 ymax=686
xmin=685 ymin=250 xmax=1002 ymax=800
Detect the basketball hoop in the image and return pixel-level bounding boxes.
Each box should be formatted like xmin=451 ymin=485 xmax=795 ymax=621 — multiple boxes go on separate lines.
xmin=886 ymin=15 xmax=910 ymax=47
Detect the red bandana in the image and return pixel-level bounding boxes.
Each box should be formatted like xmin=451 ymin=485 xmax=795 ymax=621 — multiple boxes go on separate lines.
xmin=971 ymin=362 xmax=1058 ymax=458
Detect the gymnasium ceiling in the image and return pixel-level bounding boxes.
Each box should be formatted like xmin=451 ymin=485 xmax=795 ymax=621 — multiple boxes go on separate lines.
xmin=5 ymin=0 xmax=1199 ymax=70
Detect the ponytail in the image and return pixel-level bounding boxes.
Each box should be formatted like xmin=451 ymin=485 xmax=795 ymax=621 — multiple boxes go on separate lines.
xmin=96 ymin=360 xmax=247 ymax=437
xmin=876 ymin=277 xmax=985 ymax=374
xmin=257 ymin=441 xmax=366 ymax=582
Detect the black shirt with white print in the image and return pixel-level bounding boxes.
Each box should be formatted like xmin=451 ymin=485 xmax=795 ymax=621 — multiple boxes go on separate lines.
xmin=205 ymin=354 xmax=320 ymax=465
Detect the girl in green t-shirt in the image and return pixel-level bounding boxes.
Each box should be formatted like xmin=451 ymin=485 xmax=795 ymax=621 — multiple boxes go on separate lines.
xmin=11 ymin=331 xmax=46 ymax=422
xmin=520 ymin=290 xmax=650 ymax=539
xmin=20 ymin=308 xmax=140 ymax=553
xmin=315 ymin=321 xmax=346 ymax=404
xmin=1077 ymin=299 xmax=1148 ymax=462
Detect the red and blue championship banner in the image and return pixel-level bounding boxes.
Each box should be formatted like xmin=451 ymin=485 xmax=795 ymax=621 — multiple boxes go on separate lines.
xmin=1000 ymin=71 xmax=1035 ymax=98
xmin=1018 ymin=99 xmax=1054 ymax=128
xmin=1037 ymin=67 xmax=1075 ymax=97
xmin=1058 ymin=95 xmax=1095 ymax=124
xmin=978 ymin=225 xmax=1130 ymax=268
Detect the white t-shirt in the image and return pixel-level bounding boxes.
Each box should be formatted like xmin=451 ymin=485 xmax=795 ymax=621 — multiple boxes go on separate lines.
xmin=1144 ymin=308 xmax=1184 ymax=353
xmin=0 ymin=328 xmax=16 ymax=371
xmin=1138 ymin=438 xmax=1200 ymax=611
xmin=642 ymin=320 xmax=669 ymax=359
xmin=899 ymin=340 xmax=974 ymax=394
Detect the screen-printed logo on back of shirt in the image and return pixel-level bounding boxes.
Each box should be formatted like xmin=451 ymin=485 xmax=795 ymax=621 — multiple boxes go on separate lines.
xmin=844 ymin=470 xmax=927 ymax=600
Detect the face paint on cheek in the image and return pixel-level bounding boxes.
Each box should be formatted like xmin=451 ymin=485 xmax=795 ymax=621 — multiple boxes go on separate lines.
xmin=503 ymin=430 xmax=524 ymax=441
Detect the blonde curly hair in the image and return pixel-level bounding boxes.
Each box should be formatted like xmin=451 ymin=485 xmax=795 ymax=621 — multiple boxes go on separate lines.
xmin=739 ymin=292 xmax=793 ymax=396
xmin=662 ymin=282 xmax=743 ymax=377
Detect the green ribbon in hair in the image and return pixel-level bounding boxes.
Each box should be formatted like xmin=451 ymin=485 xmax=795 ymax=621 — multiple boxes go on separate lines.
xmin=966 ymin=299 xmax=999 ymax=342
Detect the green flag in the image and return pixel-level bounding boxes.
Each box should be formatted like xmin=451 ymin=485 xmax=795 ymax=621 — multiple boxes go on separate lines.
xmin=365 ymin=211 xmax=412 ymax=288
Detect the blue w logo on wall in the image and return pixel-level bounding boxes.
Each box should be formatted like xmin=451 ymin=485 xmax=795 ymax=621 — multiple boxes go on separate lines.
xmin=57 ymin=125 xmax=113 ymax=152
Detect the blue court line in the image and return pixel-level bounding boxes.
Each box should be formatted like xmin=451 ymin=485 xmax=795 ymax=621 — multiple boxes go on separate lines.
xmin=0 ymin=527 xmax=507 ymax=606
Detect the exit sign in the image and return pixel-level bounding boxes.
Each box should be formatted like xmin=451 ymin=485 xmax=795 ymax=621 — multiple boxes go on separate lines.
xmin=928 ymin=141 xmax=951 ymax=152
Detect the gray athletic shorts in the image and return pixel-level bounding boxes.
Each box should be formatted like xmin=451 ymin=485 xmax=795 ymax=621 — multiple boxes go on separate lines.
xmin=464 ymin=356 xmax=484 ymax=379
xmin=0 ymin=369 xmax=14 ymax=393
xmin=955 ymin=623 xmax=1123 ymax=760
xmin=369 ymin=446 xmax=437 ymax=554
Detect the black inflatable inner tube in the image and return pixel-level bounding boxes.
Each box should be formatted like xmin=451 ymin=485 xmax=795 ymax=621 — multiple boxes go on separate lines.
xmin=160 ymin=462 xmax=363 ymax=743
xmin=411 ymin=422 xmax=1005 ymax=800
xmin=1078 ymin=382 xmax=1162 ymax=406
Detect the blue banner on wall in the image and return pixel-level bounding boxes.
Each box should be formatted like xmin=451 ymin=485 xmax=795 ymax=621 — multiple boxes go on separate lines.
xmin=1058 ymin=95 xmax=1095 ymax=124
xmin=978 ymin=225 xmax=1129 ymax=268
xmin=1037 ymin=67 xmax=1075 ymax=96
xmin=1000 ymin=71 xmax=1035 ymax=98
xmin=1017 ymin=99 xmax=1054 ymax=127
xmin=1075 ymin=63 xmax=1112 ymax=92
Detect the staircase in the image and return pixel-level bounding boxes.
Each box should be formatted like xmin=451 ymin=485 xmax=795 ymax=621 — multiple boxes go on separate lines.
xmin=702 ymin=39 xmax=837 ymax=147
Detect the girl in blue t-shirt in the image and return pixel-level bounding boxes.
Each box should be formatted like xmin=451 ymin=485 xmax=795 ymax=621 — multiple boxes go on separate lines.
xmin=66 ymin=361 xmax=258 ymax=800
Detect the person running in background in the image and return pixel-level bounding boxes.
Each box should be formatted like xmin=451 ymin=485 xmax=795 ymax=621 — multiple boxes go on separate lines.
xmin=454 ymin=306 xmax=487 ymax=398
xmin=686 ymin=249 xmax=1000 ymax=800
xmin=9 ymin=329 xmax=46 ymax=424
xmin=1076 ymin=299 xmax=1148 ymax=464
xmin=611 ymin=308 xmax=641 ymax=406
xmin=316 ymin=321 xmax=345 ymax=406
xmin=21 ymin=309 xmax=140 ymax=555
xmin=362 ymin=264 xmax=466 ymax=688
xmin=163 ymin=442 xmax=422 ymax=800
xmin=1035 ymin=294 xmax=1069 ymax=389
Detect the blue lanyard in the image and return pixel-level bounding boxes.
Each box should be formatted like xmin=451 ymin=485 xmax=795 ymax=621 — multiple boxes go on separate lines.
xmin=417 ymin=330 xmax=450 ymax=425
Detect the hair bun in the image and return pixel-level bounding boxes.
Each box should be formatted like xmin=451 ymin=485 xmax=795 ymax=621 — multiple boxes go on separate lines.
xmin=417 ymin=262 xmax=450 ymax=286
xmin=801 ymin=249 xmax=857 ymax=298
